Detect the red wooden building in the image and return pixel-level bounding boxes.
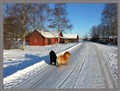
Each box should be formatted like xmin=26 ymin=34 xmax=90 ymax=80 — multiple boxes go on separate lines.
xmin=26 ymin=29 xmax=63 ymax=46
xmin=63 ymin=34 xmax=79 ymax=43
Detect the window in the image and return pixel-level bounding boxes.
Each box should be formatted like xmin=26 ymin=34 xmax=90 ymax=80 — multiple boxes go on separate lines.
xmin=35 ymin=38 xmax=37 ymax=42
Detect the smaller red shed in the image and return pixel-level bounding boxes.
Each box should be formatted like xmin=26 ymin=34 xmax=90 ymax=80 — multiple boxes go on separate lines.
xmin=63 ymin=34 xmax=79 ymax=43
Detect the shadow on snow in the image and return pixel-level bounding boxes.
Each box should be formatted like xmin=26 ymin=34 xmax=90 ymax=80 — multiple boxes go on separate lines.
xmin=3 ymin=54 xmax=50 ymax=78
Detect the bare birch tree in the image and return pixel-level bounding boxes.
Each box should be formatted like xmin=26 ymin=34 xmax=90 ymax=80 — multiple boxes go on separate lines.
xmin=48 ymin=3 xmax=73 ymax=43
xmin=4 ymin=3 xmax=50 ymax=49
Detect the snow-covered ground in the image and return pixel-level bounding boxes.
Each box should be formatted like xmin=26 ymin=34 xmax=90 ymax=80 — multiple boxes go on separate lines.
xmin=3 ymin=42 xmax=78 ymax=88
xmin=3 ymin=43 xmax=78 ymax=77
xmin=93 ymin=43 xmax=118 ymax=87
xmin=3 ymin=41 xmax=118 ymax=89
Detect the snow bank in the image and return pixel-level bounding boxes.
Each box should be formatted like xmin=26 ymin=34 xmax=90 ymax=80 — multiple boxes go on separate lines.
xmin=57 ymin=42 xmax=81 ymax=56
xmin=4 ymin=60 xmax=48 ymax=89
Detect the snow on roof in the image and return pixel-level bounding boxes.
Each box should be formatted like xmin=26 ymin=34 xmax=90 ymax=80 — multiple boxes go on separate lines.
xmin=35 ymin=29 xmax=78 ymax=39
xmin=63 ymin=34 xmax=78 ymax=39
xmin=109 ymin=36 xmax=117 ymax=38
xmin=36 ymin=29 xmax=59 ymax=38
xmin=99 ymin=35 xmax=109 ymax=38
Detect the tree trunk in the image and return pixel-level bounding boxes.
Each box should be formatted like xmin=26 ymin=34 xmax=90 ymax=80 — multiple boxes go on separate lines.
xmin=58 ymin=30 xmax=60 ymax=43
xmin=21 ymin=31 xmax=26 ymax=50
xmin=58 ymin=16 xmax=60 ymax=43
xmin=21 ymin=4 xmax=27 ymax=50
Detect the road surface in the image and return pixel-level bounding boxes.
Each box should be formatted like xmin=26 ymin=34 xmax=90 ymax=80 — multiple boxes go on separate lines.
xmin=13 ymin=41 xmax=117 ymax=89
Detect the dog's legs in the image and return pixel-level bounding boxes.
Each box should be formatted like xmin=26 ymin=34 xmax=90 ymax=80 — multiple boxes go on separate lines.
xmin=50 ymin=61 xmax=52 ymax=65
xmin=57 ymin=63 xmax=61 ymax=68
xmin=58 ymin=62 xmax=62 ymax=68
xmin=65 ymin=61 xmax=68 ymax=66
xmin=57 ymin=57 xmax=61 ymax=67
xmin=58 ymin=63 xmax=60 ymax=67
xmin=54 ymin=60 xmax=56 ymax=65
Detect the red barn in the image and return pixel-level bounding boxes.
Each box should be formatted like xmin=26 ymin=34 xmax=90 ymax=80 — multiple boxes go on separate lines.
xmin=63 ymin=34 xmax=79 ymax=43
xmin=26 ymin=29 xmax=63 ymax=46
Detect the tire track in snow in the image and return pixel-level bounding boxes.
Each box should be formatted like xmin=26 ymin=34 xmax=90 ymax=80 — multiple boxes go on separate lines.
xmin=94 ymin=44 xmax=117 ymax=88
xmin=13 ymin=42 xmax=117 ymax=89
xmin=51 ymin=43 xmax=87 ymax=88
xmin=74 ymin=42 xmax=110 ymax=88
xmin=59 ymin=45 xmax=89 ymax=88
xmin=95 ymin=43 xmax=118 ymax=88
xmin=31 ymin=42 xmax=85 ymax=88
xmin=15 ymin=42 xmax=84 ymax=89
xmin=13 ymin=65 xmax=53 ymax=89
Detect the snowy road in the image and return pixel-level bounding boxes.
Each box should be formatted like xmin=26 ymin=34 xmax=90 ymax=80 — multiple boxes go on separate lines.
xmin=12 ymin=42 xmax=117 ymax=89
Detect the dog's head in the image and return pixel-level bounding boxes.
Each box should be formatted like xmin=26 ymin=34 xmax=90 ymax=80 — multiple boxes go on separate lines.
xmin=64 ymin=51 xmax=71 ymax=59
xmin=49 ymin=50 xmax=56 ymax=56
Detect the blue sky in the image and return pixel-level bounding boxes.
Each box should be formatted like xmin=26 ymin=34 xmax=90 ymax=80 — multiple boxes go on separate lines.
xmin=66 ymin=3 xmax=105 ymax=38
xmin=3 ymin=3 xmax=105 ymax=38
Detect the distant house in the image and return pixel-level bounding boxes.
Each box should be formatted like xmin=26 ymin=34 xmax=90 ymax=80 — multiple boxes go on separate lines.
xmin=108 ymin=36 xmax=117 ymax=44
xmin=63 ymin=34 xmax=79 ymax=44
xmin=26 ymin=29 xmax=63 ymax=46
xmin=98 ymin=35 xmax=109 ymax=43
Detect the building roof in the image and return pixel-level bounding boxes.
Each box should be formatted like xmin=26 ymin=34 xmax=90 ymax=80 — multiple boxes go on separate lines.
xmin=34 ymin=29 xmax=78 ymax=39
xmin=36 ymin=29 xmax=60 ymax=38
xmin=63 ymin=34 xmax=78 ymax=39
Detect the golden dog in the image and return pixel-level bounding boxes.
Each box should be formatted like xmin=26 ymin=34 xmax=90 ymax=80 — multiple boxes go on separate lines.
xmin=57 ymin=51 xmax=71 ymax=67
